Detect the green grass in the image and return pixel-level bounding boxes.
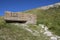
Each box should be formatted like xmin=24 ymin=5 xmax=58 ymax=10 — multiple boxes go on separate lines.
xmin=24 ymin=6 xmax=60 ymax=36
xmin=0 ymin=17 xmax=50 ymax=40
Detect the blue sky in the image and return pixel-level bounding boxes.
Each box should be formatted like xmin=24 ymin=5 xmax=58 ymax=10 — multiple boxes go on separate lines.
xmin=0 ymin=0 xmax=60 ymax=16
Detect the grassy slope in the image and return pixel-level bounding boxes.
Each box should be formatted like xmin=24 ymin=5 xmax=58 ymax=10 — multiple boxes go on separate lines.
xmin=0 ymin=17 xmax=50 ymax=40
xmin=24 ymin=6 xmax=60 ymax=36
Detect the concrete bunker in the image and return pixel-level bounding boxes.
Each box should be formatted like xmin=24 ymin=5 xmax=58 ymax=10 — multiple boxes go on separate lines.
xmin=4 ymin=11 xmax=37 ymax=24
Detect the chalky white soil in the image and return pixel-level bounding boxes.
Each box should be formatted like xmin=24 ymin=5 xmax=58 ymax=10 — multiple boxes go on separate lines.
xmin=19 ymin=24 xmax=60 ymax=40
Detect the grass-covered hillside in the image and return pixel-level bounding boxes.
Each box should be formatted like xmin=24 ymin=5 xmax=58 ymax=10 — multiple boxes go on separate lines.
xmin=24 ymin=5 xmax=60 ymax=36
xmin=0 ymin=17 xmax=51 ymax=40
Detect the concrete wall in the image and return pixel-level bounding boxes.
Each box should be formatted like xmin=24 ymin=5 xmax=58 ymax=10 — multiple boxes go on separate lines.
xmin=4 ymin=11 xmax=37 ymax=24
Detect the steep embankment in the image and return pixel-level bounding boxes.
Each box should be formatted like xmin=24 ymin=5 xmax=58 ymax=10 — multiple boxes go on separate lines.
xmin=23 ymin=3 xmax=60 ymax=36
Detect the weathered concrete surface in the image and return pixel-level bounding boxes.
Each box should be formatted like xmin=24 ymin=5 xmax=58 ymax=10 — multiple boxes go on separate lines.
xmin=4 ymin=11 xmax=37 ymax=24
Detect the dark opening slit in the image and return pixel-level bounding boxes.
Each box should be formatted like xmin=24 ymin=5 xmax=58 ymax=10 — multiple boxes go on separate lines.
xmin=5 ymin=20 xmax=27 ymax=23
